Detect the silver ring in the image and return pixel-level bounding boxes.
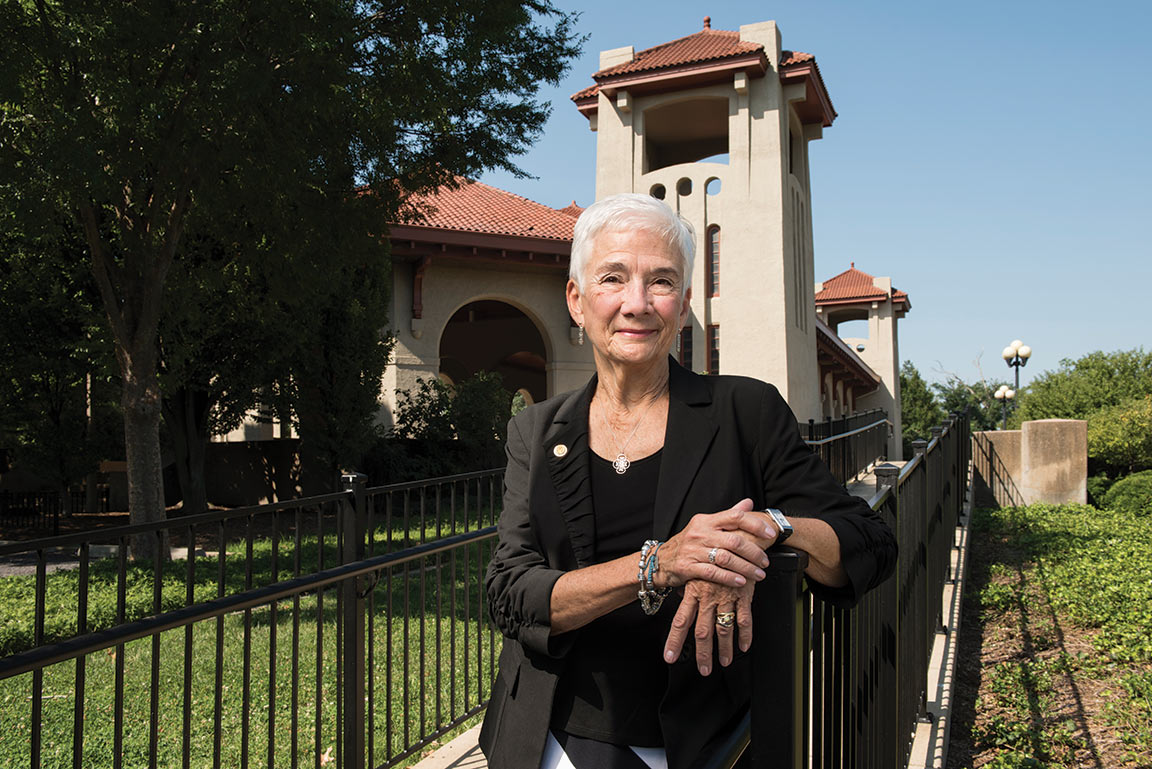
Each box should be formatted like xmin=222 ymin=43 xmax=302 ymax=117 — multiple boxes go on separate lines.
xmin=707 ymin=547 xmax=719 ymax=564
xmin=716 ymin=612 xmax=736 ymax=628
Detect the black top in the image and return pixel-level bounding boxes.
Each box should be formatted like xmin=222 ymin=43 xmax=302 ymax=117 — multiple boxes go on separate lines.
xmin=550 ymin=449 xmax=671 ymax=746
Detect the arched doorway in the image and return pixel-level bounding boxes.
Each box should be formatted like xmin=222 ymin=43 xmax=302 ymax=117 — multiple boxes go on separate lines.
xmin=439 ymin=300 xmax=548 ymax=404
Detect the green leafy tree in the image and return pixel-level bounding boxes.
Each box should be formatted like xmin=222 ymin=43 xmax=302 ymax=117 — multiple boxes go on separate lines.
xmin=0 ymin=0 xmax=579 ymax=543
xmin=900 ymin=361 xmax=945 ymax=456
xmin=1014 ymin=349 xmax=1152 ymax=424
xmin=0 ymin=221 xmax=121 ymax=507
xmin=933 ymin=375 xmax=1010 ymax=432
xmin=1086 ymin=396 xmax=1152 ymax=475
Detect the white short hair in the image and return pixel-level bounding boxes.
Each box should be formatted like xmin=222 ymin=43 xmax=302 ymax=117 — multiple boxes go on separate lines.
xmin=569 ymin=193 xmax=695 ymax=295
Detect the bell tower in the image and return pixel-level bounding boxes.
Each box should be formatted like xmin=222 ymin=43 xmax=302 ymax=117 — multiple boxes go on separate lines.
xmin=572 ymin=18 xmax=836 ymax=419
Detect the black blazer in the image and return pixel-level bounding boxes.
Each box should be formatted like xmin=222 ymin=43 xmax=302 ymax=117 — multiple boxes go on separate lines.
xmin=480 ymin=360 xmax=896 ymax=769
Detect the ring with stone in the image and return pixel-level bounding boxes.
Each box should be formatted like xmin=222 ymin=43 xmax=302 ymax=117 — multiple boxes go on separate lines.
xmin=707 ymin=547 xmax=720 ymax=565
xmin=716 ymin=612 xmax=736 ymax=628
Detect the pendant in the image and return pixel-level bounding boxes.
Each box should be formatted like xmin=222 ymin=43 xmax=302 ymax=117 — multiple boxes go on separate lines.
xmin=613 ymin=454 xmax=631 ymax=475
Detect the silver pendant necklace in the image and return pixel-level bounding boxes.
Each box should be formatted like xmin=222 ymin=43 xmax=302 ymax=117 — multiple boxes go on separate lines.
xmin=600 ymin=396 xmax=658 ymax=475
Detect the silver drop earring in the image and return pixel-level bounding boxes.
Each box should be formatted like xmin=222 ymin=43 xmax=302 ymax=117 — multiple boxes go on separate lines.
xmin=578 ymin=326 xmax=584 ymax=345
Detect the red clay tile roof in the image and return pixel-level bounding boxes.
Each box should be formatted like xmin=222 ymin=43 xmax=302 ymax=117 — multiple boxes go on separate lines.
xmin=592 ymin=27 xmax=763 ymax=79
xmin=815 ymin=264 xmax=909 ymax=306
xmin=780 ymin=50 xmax=814 ymax=66
xmin=399 ymin=179 xmax=576 ymax=241
xmin=556 ymin=201 xmax=584 ymax=218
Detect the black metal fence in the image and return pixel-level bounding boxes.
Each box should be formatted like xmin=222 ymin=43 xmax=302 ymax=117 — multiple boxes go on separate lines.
xmin=804 ymin=410 xmax=889 ymax=486
xmin=709 ymin=410 xmax=972 ymax=769
xmin=0 ymin=413 xmax=897 ymax=769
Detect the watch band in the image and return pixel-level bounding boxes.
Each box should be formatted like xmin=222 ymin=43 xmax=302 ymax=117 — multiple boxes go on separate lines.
xmin=763 ymin=508 xmax=793 ymax=544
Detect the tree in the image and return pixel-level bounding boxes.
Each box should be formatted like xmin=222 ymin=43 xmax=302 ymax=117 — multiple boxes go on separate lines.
xmin=899 ymin=361 xmax=945 ymax=456
xmin=1014 ymin=349 xmax=1152 ymax=424
xmin=0 ymin=219 xmax=121 ymax=507
xmin=1 ymin=0 xmax=580 ymax=545
xmin=1086 ymin=396 xmax=1152 ymax=475
xmin=933 ymin=375 xmax=1010 ymax=432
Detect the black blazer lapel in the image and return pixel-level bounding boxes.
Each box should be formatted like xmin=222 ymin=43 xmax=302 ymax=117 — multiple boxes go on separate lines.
xmin=653 ymin=361 xmax=718 ymax=541
xmin=541 ymin=375 xmax=598 ymax=568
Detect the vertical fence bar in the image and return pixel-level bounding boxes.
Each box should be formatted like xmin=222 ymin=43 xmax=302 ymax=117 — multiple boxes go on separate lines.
xmin=72 ymin=543 xmax=90 ymax=769
xmin=340 ymin=474 xmax=367 ymax=769
xmin=750 ymin=550 xmax=809 ymax=769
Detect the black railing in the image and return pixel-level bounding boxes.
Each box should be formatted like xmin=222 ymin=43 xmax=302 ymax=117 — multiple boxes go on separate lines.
xmin=804 ymin=409 xmax=889 ymax=486
xmin=704 ymin=409 xmax=971 ymax=769
xmin=0 ymin=469 xmax=501 ymax=769
xmin=0 ymin=490 xmax=63 ymax=535
xmin=0 ymin=408 xmax=919 ymax=769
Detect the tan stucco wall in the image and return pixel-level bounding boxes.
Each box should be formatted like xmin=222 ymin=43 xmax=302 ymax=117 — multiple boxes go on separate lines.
xmin=590 ymin=20 xmax=822 ymax=420
xmin=384 ymin=258 xmax=595 ymax=429
xmin=972 ymin=420 xmax=1086 ymax=507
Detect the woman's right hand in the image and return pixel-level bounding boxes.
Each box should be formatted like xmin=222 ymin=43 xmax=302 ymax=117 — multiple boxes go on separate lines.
xmin=655 ymin=498 xmax=776 ymax=589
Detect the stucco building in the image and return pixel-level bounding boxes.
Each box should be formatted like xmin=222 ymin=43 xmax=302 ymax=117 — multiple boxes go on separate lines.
xmin=225 ymin=17 xmax=910 ymax=459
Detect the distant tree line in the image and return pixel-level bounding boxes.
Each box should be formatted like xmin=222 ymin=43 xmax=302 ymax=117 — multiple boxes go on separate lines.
xmin=901 ymin=349 xmax=1152 ymax=509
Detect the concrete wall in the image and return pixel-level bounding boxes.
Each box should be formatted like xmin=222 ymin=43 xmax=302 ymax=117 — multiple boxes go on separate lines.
xmin=1021 ymin=419 xmax=1087 ymax=505
xmin=972 ymin=419 xmax=1086 ymax=507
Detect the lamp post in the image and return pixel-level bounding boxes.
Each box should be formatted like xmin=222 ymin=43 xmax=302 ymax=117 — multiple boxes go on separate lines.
xmin=994 ymin=384 xmax=1015 ymax=430
xmin=1002 ymin=339 xmax=1032 ymax=391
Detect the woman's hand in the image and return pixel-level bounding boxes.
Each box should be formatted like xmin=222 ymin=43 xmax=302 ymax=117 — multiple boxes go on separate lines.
xmin=663 ymin=579 xmax=755 ymax=675
xmin=656 ymin=499 xmax=776 ymax=590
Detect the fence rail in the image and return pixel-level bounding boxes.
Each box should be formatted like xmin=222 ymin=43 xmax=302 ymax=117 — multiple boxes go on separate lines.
xmin=705 ymin=409 xmax=972 ymax=769
xmin=0 ymin=413 xmax=897 ymax=769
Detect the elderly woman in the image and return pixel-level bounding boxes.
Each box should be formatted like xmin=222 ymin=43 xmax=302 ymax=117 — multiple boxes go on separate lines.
xmin=480 ymin=193 xmax=896 ymax=769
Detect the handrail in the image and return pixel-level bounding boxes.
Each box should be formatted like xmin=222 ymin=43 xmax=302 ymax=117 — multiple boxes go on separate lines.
xmin=0 ymin=489 xmax=353 ymax=556
xmin=804 ymin=417 xmax=889 ymax=447
xmin=0 ymin=525 xmax=498 ymax=680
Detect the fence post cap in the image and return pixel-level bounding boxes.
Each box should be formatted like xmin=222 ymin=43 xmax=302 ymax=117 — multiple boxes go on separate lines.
xmin=340 ymin=471 xmax=368 ymax=486
xmin=912 ymin=439 xmax=929 ymax=455
xmin=930 ymin=426 xmax=945 ymax=438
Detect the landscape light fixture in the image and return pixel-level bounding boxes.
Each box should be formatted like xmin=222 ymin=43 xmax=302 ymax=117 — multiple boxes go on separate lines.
xmin=1001 ymin=339 xmax=1032 ymax=391
xmin=993 ymin=384 xmax=1016 ymax=430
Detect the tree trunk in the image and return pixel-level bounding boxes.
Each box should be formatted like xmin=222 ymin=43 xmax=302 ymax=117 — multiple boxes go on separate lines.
xmin=122 ymin=360 xmax=167 ymax=561
xmin=164 ymin=387 xmax=210 ymax=518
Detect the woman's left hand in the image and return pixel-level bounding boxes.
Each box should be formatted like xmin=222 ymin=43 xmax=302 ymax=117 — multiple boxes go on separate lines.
xmin=663 ymin=578 xmax=755 ymax=676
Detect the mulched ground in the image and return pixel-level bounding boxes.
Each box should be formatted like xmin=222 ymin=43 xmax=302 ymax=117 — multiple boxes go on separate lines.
xmin=946 ymin=512 xmax=1149 ymax=769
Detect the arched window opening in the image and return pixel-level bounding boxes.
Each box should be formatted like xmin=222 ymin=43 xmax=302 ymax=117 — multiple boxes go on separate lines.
xmin=706 ymin=225 xmax=720 ymax=297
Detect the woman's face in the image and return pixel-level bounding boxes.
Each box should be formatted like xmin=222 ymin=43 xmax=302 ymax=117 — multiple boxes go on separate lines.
xmin=566 ymin=228 xmax=691 ymax=371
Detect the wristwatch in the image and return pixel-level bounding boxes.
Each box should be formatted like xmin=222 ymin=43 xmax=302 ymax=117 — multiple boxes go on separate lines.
xmin=763 ymin=508 xmax=793 ymax=544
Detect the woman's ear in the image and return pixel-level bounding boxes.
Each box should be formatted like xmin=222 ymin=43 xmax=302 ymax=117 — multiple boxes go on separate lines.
xmin=566 ymin=279 xmax=584 ymax=328
xmin=680 ymin=285 xmax=692 ymax=324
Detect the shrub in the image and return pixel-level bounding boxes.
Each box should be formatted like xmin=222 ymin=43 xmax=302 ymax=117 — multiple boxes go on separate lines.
xmin=1103 ymin=470 xmax=1152 ymax=517
xmin=1087 ymin=474 xmax=1114 ymax=507
xmin=1087 ymin=395 xmax=1152 ymax=474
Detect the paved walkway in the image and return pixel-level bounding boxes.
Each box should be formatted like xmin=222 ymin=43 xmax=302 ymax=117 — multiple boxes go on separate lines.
xmin=416 ymin=461 xmax=972 ymax=769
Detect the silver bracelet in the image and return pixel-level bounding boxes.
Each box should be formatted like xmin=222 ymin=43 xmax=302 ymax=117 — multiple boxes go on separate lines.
xmin=637 ymin=539 xmax=672 ymax=615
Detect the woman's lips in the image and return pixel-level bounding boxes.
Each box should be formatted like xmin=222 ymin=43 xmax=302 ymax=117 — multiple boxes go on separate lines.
xmin=614 ymin=328 xmax=656 ymax=337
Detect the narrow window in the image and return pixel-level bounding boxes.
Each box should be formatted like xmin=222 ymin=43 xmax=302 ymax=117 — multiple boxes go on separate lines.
xmin=707 ymin=325 xmax=720 ymax=374
xmin=706 ymin=225 xmax=720 ymax=297
xmin=679 ymin=327 xmax=693 ymax=368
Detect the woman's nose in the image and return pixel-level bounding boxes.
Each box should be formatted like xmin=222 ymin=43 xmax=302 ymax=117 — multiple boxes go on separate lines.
xmin=620 ymin=278 xmax=650 ymax=314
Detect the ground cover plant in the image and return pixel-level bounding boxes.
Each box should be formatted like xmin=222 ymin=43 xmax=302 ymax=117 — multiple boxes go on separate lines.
xmin=947 ymin=503 xmax=1152 ymax=768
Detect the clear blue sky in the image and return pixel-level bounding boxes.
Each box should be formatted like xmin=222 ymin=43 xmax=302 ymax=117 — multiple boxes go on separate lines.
xmin=481 ymin=0 xmax=1151 ymax=389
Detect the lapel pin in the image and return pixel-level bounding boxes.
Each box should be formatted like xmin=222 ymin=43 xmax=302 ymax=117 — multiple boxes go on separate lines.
xmin=552 ymin=444 xmax=569 ymax=458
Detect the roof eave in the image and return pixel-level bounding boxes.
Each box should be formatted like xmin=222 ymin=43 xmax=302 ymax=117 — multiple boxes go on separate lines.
xmin=572 ymin=51 xmax=768 ymax=120
xmin=779 ymin=61 xmax=838 ymax=127
xmin=386 ymin=223 xmax=572 ymax=255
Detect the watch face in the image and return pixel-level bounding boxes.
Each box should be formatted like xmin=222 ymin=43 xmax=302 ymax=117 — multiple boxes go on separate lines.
xmin=766 ymin=509 xmax=792 ymax=541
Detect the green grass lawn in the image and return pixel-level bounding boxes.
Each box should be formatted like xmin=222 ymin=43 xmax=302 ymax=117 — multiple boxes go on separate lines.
xmin=0 ymin=524 xmax=499 ymax=769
